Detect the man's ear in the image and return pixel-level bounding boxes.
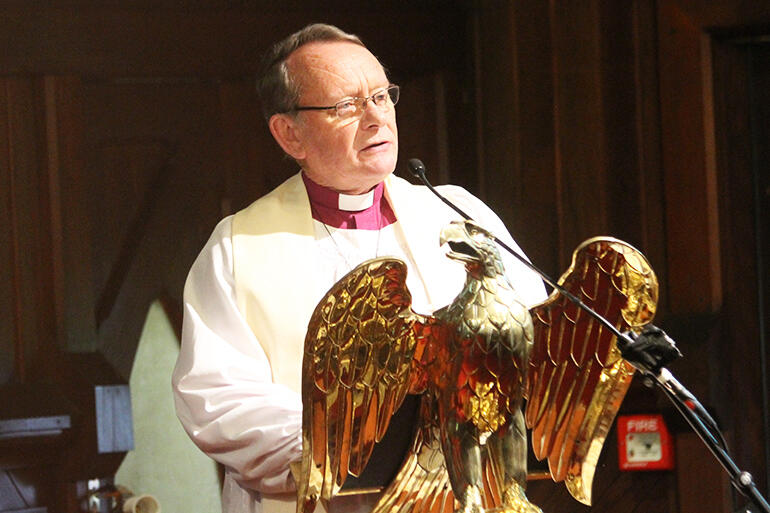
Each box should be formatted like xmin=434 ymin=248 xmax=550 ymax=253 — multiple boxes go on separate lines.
xmin=268 ymin=113 xmax=306 ymax=160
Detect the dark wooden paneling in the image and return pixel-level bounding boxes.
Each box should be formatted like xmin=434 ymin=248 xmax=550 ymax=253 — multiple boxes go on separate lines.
xmin=528 ymin=424 xmax=676 ymax=512
xmin=474 ymin=1 xmax=519 ymax=201
xmin=396 ymin=72 xmax=445 ymax=186
xmin=628 ymin=0 xmax=670 ymax=310
xmin=475 ymin=2 xmax=764 ymax=512
xmin=0 ymin=78 xmax=57 ymax=384
xmin=505 ymin=1 xmax=559 ymax=279
xmin=46 ymin=76 xmax=99 ymax=353
xmin=600 ymin=2 xmax=648 ymax=247
xmin=657 ymin=0 xmax=722 ymax=315
xmin=712 ymin=37 xmax=769 ymax=498
xmin=654 ymin=1 xmax=770 ymax=508
xmin=474 ymin=1 xmax=562 ymax=278
xmin=218 ymin=80 xmax=283 ymax=214
xmin=753 ymin=43 xmax=770 ymax=498
xmin=664 ymin=0 xmax=770 ymax=28
xmin=475 ymin=0 xmax=667 ymax=284
xmin=0 ymin=4 xmax=470 ymax=78
xmin=676 ymin=432 xmax=732 ymax=513
xmin=1 ymin=80 xmax=20 ymax=384
xmin=79 ymin=78 xmax=226 ymax=376
xmin=655 ymin=3 xmax=770 ymax=507
xmin=551 ymin=0 xmax=609 ymax=265
xmin=0 ymin=4 xmax=474 ymax=372
xmin=9 ymin=80 xmax=43 ymax=383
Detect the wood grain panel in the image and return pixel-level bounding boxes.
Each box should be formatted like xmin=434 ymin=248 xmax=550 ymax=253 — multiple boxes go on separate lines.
xmin=551 ymin=0 xmax=608 ymax=267
xmin=753 ymin=43 xmax=770 ymax=498
xmin=5 ymin=79 xmax=42 ymax=384
xmin=474 ymin=1 xmax=518 ymax=202
xmin=0 ymin=4 xmax=471 ymax=79
xmin=217 ymin=80 xmax=284 ymax=215
xmin=661 ymin=0 xmax=770 ymax=27
xmin=44 ymin=76 xmax=98 ymax=353
xmin=506 ymin=1 xmax=559 ymax=279
xmin=657 ymin=0 xmax=722 ymax=315
xmin=473 ymin=2 xmax=561 ymax=279
xmin=0 ymin=78 xmax=57 ymax=384
xmin=712 ymin=37 xmax=769 ymax=499
xmin=676 ymin=432 xmax=731 ymax=513
xmin=599 ymin=3 xmax=645 ymax=245
xmin=395 ymin=72 xmax=444 ymax=187
xmin=0 ymin=79 xmax=20 ymax=384
xmin=628 ymin=0 xmax=670 ymax=310
xmin=78 ymin=78 xmax=228 ymax=376
xmin=528 ymin=424 xmax=676 ymax=511
xmin=653 ymin=3 xmax=770 ymax=509
xmin=475 ymin=0 xmax=668 ymax=303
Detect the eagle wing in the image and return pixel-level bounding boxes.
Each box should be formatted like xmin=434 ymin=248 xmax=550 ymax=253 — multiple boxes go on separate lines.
xmin=525 ymin=237 xmax=658 ymax=505
xmin=297 ymin=257 xmax=434 ymax=513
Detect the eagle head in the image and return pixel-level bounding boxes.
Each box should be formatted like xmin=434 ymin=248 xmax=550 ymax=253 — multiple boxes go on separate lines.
xmin=439 ymin=220 xmax=505 ymax=278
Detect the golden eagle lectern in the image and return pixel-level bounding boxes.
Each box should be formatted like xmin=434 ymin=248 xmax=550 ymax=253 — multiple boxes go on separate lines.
xmin=297 ymin=220 xmax=658 ymax=513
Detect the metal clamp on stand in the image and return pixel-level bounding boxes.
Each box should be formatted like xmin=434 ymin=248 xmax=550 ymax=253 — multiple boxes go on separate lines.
xmin=618 ymin=326 xmax=770 ymax=513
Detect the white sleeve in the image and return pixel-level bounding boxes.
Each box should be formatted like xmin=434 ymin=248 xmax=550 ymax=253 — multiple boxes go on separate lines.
xmin=171 ymin=217 xmax=302 ymax=494
xmin=437 ymin=185 xmax=549 ymax=308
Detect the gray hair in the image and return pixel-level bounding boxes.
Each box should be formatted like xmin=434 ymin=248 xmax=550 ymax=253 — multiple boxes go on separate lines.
xmin=256 ymin=23 xmax=365 ymax=121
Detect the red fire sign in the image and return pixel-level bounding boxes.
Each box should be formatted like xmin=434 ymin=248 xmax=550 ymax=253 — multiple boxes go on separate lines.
xmin=617 ymin=414 xmax=674 ymax=470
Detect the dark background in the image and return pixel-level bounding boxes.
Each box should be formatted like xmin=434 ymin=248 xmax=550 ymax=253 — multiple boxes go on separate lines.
xmin=1 ymin=1 xmax=768 ymax=512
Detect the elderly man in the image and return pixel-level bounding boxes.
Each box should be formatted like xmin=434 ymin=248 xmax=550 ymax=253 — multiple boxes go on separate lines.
xmin=172 ymin=23 xmax=545 ymax=513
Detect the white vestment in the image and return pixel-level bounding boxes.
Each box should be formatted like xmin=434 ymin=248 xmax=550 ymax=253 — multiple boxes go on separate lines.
xmin=172 ymin=172 xmax=546 ymax=513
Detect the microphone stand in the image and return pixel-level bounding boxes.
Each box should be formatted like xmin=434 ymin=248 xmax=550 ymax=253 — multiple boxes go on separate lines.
xmin=619 ymin=328 xmax=770 ymax=513
xmin=407 ymin=158 xmax=770 ymax=513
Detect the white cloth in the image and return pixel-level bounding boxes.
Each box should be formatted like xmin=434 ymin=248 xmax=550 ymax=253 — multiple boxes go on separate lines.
xmin=172 ymin=172 xmax=547 ymax=513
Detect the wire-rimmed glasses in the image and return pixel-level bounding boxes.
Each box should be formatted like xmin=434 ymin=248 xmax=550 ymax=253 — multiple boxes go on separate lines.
xmin=292 ymin=84 xmax=400 ymax=119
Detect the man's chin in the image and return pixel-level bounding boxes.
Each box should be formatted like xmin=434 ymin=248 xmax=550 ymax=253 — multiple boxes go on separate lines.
xmin=365 ymin=154 xmax=397 ymax=178
xmin=365 ymin=165 xmax=396 ymax=187
xmin=350 ymin=171 xmax=393 ymax=194
xmin=318 ymin=158 xmax=397 ymax=193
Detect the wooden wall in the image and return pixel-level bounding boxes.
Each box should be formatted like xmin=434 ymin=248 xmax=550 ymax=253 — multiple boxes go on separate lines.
xmin=1 ymin=1 xmax=768 ymax=512
xmin=472 ymin=2 xmax=770 ymax=511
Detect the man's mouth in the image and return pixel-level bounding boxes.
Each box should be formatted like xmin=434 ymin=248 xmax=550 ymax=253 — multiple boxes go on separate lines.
xmin=362 ymin=140 xmax=389 ymax=151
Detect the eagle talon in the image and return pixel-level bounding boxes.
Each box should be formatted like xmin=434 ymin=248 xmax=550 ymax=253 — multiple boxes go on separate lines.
xmin=500 ymin=483 xmax=543 ymax=513
xmin=457 ymin=485 xmax=485 ymax=513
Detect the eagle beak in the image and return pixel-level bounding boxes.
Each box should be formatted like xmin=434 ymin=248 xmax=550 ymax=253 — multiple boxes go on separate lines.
xmin=438 ymin=223 xmax=456 ymax=248
xmin=440 ymin=222 xmax=480 ymax=263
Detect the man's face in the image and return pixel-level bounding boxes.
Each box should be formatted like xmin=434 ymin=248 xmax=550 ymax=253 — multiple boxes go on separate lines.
xmin=280 ymin=41 xmax=398 ymax=194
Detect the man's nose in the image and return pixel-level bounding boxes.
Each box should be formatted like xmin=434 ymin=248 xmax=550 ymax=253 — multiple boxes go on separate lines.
xmin=360 ymin=100 xmax=388 ymax=127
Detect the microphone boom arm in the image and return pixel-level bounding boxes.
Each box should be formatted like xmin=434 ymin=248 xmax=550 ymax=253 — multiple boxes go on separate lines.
xmin=407 ymin=158 xmax=626 ymax=341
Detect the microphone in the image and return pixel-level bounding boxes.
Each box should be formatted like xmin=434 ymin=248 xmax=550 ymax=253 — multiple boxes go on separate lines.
xmin=407 ymin=158 xmax=631 ymax=342
xmin=406 ymin=158 xmax=426 ymax=177
xmin=408 ymin=159 xmax=472 ymax=220
xmin=407 ymin=158 xmax=567 ymax=294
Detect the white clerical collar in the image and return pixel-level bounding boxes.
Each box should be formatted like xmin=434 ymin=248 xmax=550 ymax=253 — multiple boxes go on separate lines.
xmin=337 ymin=190 xmax=375 ymax=211
xmin=302 ymin=173 xmax=394 ymax=230
xmin=301 ymin=172 xmax=382 ymax=212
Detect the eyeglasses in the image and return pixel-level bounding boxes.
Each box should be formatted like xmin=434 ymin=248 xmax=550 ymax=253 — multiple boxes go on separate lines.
xmin=292 ymin=85 xmax=399 ymax=119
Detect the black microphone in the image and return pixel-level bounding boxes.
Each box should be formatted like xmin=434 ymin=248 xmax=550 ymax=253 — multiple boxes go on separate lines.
xmin=406 ymin=158 xmax=426 ymax=178
xmin=408 ymin=159 xmax=472 ymax=220
xmin=407 ymin=158 xmax=565 ymax=290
